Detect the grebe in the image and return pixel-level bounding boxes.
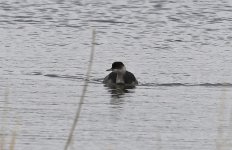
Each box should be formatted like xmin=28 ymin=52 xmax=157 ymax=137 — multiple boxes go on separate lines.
xmin=103 ymin=62 xmax=138 ymax=87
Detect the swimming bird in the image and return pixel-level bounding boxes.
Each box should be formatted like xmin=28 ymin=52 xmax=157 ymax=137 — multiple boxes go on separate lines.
xmin=103 ymin=62 xmax=138 ymax=87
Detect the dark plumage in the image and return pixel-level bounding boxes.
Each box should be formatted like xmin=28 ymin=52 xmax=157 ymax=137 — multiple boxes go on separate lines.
xmin=103 ymin=71 xmax=138 ymax=85
xmin=103 ymin=62 xmax=138 ymax=87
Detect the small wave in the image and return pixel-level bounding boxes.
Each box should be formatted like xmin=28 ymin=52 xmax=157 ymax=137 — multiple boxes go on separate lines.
xmin=13 ymin=19 xmax=41 ymax=24
xmin=23 ymin=72 xmax=232 ymax=88
xmin=44 ymin=74 xmax=59 ymax=78
xmin=25 ymin=72 xmax=103 ymax=83
xmin=44 ymin=74 xmax=83 ymax=80
xmin=156 ymin=83 xmax=186 ymax=86
xmin=197 ymin=83 xmax=232 ymax=87
xmin=22 ymin=71 xmax=43 ymax=75
xmin=89 ymin=19 xmax=130 ymax=24
xmin=139 ymin=83 xmax=187 ymax=87
xmin=140 ymin=83 xmax=232 ymax=87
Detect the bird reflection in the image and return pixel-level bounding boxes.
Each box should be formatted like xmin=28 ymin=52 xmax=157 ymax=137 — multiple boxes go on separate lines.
xmin=105 ymin=83 xmax=135 ymax=99
xmin=108 ymin=85 xmax=128 ymax=106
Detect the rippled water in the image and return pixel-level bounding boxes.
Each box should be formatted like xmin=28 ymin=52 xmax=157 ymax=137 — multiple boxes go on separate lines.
xmin=1 ymin=0 xmax=232 ymax=150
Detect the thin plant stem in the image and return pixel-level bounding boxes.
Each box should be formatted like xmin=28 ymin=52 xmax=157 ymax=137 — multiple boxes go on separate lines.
xmin=64 ymin=29 xmax=96 ymax=150
xmin=0 ymin=88 xmax=9 ymax=150
xmin=9 ymin=130 xmax=17 ymax=150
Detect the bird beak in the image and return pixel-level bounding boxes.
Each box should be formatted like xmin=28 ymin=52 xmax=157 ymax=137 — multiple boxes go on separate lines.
xmin=106 ymin=68 xmax=112 ymax=71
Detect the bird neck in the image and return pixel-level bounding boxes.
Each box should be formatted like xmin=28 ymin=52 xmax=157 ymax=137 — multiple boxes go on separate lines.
xmin=116 ymin=72 xmax=125 ymax=84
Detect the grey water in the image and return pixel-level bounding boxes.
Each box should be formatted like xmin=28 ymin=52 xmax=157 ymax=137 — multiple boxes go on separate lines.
xmin=1 ymin=0 xmax=232 ymax=149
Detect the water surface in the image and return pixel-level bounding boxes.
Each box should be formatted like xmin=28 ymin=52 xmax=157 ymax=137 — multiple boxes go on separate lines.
xmin=1 ymin=0 xmax=232 ymax=150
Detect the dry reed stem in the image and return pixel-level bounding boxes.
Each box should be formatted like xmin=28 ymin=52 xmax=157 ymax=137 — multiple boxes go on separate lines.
xmin=216 ymin=89 xmax=226 ymax=150
xmin=64 ymin=29 xmax=96 ymax=150
xmin=0 ymin=88 xmax=10 ymax=150
xmin=215 ymin=88 xmax=232 ymax=150
xmin=9 ymin=130 xmax=17 ymax=150
xmin=0 ymin=88 xmax=20 ymax=150
xmin=0 ymin=135 xmax=4 ymax=150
